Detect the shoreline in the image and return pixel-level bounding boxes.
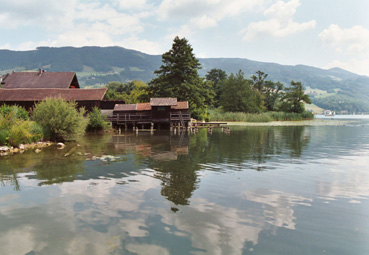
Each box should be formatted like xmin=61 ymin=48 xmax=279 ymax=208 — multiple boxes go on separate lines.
xmin=223 ymin=119 xmax=357 ymax=126
xmin=0 ymin=142 xmax=53 ymax=156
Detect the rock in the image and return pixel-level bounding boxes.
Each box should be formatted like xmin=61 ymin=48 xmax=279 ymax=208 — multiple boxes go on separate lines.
xmin=57 ymin=143 xmax=66 ymax=149
xmin=0 ymin=146 xmax=9 ymax=152
xmin=35 ymin=149 xmax=41 ymax=153
xmin=19 ymin=144 xmax=25 ymax=150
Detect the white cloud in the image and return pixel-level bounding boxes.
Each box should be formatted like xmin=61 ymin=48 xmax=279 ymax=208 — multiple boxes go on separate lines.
xmin=120 ymin=36 xmax=163 ymax=55
xmin=319 ymin=25 xmax=369 ymax=54
xmin=242 ymin=0 xmax=316 ymax=41
xmin=319 ymin=25 xmax=369 ymax=76
xmin=158 ymin=0 xmax=262 ymax=21
xmin=0 ymin=0 xmax=77 ymax=30
xmin=118 ymin=0 xmax=151 ymax=10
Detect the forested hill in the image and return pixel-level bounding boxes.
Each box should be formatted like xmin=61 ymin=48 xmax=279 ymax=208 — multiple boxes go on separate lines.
xmin=1 ymin=46 xmax=369 ymax=112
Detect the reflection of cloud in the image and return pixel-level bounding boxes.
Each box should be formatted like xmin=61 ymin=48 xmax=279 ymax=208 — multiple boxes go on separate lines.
xmin=0 ymin=226 xmax=40 ymax=255
xmin=126 ymin=243 xmax=170 ymax=255
xmin=315 ymin=156 xmax=369 ymax=203
xmin=0 ymin=173 xmax=166 ymax=255
xmin=244 ymin=190 xmax=312 ymax=230
xmin=161 ymin=198 xmax=262 ymax=254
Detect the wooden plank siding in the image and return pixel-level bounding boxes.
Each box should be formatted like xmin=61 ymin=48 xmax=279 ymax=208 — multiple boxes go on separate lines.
xmin=109 ymin=98 xmax=191 ymax=129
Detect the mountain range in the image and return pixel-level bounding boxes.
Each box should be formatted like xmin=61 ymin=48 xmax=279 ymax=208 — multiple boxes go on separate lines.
xmin=1 ymin=46 xmax=368 ymax=113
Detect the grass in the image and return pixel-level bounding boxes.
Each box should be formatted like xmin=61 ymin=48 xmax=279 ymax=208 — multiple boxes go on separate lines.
xmin=208 ymin=109 xmax=314 ymax=122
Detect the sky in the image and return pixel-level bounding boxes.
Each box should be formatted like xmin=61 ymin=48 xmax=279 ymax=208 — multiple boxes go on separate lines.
xmin=1 ymin=0 xmax=369 ymax=76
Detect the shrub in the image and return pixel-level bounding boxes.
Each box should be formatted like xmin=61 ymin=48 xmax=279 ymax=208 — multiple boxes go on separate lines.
xmin=6 ymin=120 xmax=43 ymax=147
xmin=32 ymin=98 xmax=88 ymax=141
xmin=0 ymin=105 xmax=29 ymax=121
xmin=87 ymin=107 xmax=110 ymax=131
xmin=0 ymin=129 xmax=9 ymax=145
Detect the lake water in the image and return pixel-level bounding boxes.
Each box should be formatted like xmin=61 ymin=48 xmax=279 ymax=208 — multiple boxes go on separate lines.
xmin=1 ymin=119 xmax=369 ymax=255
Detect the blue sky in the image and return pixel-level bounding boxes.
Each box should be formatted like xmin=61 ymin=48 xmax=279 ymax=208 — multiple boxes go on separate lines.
xmin=1 ymin=0 xmax=369 ymax=76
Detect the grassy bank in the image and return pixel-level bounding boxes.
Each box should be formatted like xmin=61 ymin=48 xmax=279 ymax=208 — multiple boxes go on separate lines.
xmin=209 ymin=109 xmax=314 ymax=122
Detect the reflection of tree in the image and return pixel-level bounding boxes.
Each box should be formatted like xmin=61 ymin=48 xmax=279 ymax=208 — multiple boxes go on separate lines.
xmin=281 ymin=126 xmax=309 ymax=157
xmin=0 ymin=169 xmax=20 ymax=191
xmin=32 ymin=148 xmax=85 ymax=186
xmin=149 ymin=127 xmax=310 ymax=205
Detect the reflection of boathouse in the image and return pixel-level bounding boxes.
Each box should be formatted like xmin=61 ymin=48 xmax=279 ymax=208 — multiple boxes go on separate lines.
xmin=112 ymin=131 xmax=189 ymax=161
xmin=110 ymin=98 xmax=191 ymax=129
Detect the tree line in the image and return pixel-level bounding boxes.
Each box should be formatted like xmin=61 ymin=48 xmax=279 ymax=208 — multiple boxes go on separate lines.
xmin=104 ymin=36 xmax=312 ymax=120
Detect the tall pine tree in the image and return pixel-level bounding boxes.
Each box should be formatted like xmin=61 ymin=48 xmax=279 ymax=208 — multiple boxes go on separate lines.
xmin=149 ymin=36 xmax=214 ymax=119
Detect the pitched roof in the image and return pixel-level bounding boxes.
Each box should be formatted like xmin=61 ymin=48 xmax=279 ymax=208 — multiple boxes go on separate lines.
xmin=137 ymin=102 xmax=151 ymax=111
xmin=172 ymin=101 xmax=189 ymax=110
xmin=0 ymin=88 xmax=107 ymax=101
xmin=0 ymin=71 xmax=79 ymax=89
xmin=114 ymin=100 xmax=189 ymax=111
xmin=114 ymin=104 xmax=136 ymax=111
xmin=150 ymin=98 xmax=177 ymax=106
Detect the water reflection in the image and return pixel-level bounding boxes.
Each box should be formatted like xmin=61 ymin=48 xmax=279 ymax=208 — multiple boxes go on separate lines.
xmin=1 ymin=123 xmax=369 ymax=255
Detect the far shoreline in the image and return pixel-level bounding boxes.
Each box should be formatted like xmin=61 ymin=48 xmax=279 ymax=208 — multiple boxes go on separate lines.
xmin=223 ymin=119 xmax=356 ymax=126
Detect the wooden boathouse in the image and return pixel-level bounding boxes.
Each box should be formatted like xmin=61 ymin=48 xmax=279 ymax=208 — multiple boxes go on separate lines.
xmin=109 ymin=98 xmax=191 ymax=129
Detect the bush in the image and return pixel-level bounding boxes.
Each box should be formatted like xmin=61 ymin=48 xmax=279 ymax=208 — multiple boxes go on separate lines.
xmin=32 ymin=98 xmax=88 ymax=141
xmin=4 ymin=120 xmax=43 ymax=147
xmin=87 ymin=107 xmax=110 ymax=131
xmin=0 ymin=105 xmax=29 ymax=121
xmin=0 ymin=105 xmax=43 ymax=146
xmin=0 ymin=129 xmax=9 ymax=145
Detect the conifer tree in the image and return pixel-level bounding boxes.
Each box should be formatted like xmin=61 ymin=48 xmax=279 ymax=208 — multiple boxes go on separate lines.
xmin=149 ymin=36 xmax=214 ymax=119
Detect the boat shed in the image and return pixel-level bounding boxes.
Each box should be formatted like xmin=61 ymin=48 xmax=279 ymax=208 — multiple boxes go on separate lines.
xmin=110 ymin=98 xmax=191 ymax=129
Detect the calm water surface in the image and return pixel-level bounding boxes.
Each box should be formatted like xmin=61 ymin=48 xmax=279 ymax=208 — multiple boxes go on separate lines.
xmin=1 ymin=120 xmax=369 ymax=255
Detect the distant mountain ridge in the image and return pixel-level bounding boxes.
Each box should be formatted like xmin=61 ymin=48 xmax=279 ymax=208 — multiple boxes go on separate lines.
xmin=1 ymin=46 xmax=368 ymax=112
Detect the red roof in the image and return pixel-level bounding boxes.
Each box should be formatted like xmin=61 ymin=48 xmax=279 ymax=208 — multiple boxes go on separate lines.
xmin=172 ymin=101 xmax=189 ymax=110
xmin=0 ymin=88 xmax=107 ymax=101
xmin=137 ymin=103 xmax=151 ymax=111
xmin=1 ymin=71 xmax=79 ymax=89
xmin=150 ymin=98 xmax=177 ymax=106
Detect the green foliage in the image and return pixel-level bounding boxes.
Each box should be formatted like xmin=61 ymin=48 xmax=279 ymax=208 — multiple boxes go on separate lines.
xmin=104 ymin=80 xmax=150 ymax=103
xmin=0 ymin=105 xmax=29 ymax=121
xmin=205 ymin=69 xmax=227 ymax=107
xmin=0 ymin=129 xmax=9 ymax=145
xmin=208 ymin=108 xmax=314 ymax=122
xmin=311 ymin=94 xmax=369 ymax=113
xmin=87 ymin=107 xmax=110 ymax=131
xmin=32 ymin=98 xmax=88 ymax=141
xmin=220 ymin=70 xmax=265 ymax=113
xmin=281 ymin=81 xmax=311 ymax=113
xmin=7 ymin=121 xmax=43 ymax=146
xmin=149 ymin=36 xmax=214 ymax=119
xmin=0 ymin=105 xmax=42 ymax=146
xmin=268 ymin=111 xmax=314 ymax=121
